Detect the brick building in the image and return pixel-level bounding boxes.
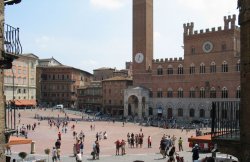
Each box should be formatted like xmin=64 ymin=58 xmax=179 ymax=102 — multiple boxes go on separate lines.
xmin=124 ymin=0 xmax=240 ymax=121
xmin=93 ymin=67 xmax=115 ymax=81
xmin=77 ymin=66 xmax=132 ymax=113
xmin=37 ymin=65 xmax=93 ymax=108
xmin=103 ymin=76 xmax=133 ymax=116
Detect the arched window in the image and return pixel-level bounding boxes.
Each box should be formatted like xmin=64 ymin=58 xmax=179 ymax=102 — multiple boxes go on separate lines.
xmin=167 ymin=65 xmax=173 ymax=75
xmin=200 ymin=109 xmax=205 ymax=118
xmin=200 ymin=87 xmax=205 ymax=98
xmin=178 ymin=64 xmax=184 ymax=74
xmin=221 ymin=87 xmax=228 ymax=98
xmin=189 ymin=87 xmax=195 ymax=98
xmin=190 ymin=63 xmax=195 ymax=74
xmin=167 ymin=88 xmax=173 ymax=98
xmin=157 ymin=88 xmax=163 ymax=98
xmin=210 ymin=87 xmax=216 ymax=98
xmin=236 ymin=86 xmax=240 ymax=98
xmin=157 ymin=65 xmax=163 ymax=75
xmin=178 ymin=108 xmax=183 ymax=117
xmin=222 ymin=61 xmax=228 ymax=72
xmin=189 ymin=109 xmax=195 ymax=117
xmin=178 ymin=88 xmax=183 ymax=98
xmin=236 ymin=60 xmax=240 ymax=72
xmin=200 ymin=63 xmax=206 ymax=74
xmin=210 ymin=62 xmax=216 ymax=73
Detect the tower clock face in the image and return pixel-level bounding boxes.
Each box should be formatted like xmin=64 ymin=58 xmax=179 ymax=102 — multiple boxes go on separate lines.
xmin=134 ymin=52 xmax=144 ymax=63
xmin=202 ymin=41 xmax=213 ymax=53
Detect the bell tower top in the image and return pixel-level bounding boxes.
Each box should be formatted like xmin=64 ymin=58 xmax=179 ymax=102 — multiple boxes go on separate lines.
xmin=133 ymin=0 xmax=153 ymax=72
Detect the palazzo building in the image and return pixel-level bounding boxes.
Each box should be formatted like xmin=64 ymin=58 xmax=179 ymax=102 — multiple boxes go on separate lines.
xmin=4 ymin=53 xmax=38 ymax=107
xmin=77 ymin=81 xmax=102 ymax=111
xmin=37 ymin=65 xmax=93 ymax=108
xmin=124 ymin=0 xmax=240 ymax=121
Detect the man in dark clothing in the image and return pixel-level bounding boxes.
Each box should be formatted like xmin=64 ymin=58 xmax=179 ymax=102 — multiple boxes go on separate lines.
xmin=159 ymin=138 xmax=167 ymax=158
xmin=55 ymin=139 xmax=61 ymax=149
xmin=192 ymin=144 xmax=199 ymax=161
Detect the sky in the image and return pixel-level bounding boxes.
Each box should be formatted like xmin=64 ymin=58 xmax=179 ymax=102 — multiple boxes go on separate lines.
xmin=5 ymin=0 xmax=238 ymax=73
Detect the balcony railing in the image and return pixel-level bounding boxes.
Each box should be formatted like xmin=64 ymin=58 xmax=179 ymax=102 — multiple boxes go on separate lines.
xmin=4 ymin=23 xmax=22 ymax=55
xmin=211 ymin=101 xmax=240 ymax=141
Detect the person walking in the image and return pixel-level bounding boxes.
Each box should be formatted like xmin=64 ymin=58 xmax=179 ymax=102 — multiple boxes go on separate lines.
xmin=121 ymin=139 xmax=126 ymax=155
xmin=159 ymin=137 xmax=167 ymax=158
xmin=115 ymin=139 xmax=120 ymax=155
xmin=95 ymin=141 xmax=100 ymax=160
xmin=178 ymin=137 xmax=183 ymax=151
xmin=58 ymin=132 xmax=61 ymax=140
xmin=56 ymin=148 xmax=61 ymax=162
xmin=52 ymin=147 xmax=57 ymax=162
xmin=167 ymin=146 xmax=176 ymax=162
xmin=148 ymin=136 xmax=152 ymax=148
xmin=76 ymin=151 xmax=82 ymax=162
xmin=91 ymin=142 xmax=96 ymax=160
xmin=80 ymin=141 xmax=84 ymax=155
xmin=192 ymin=144 xmax=200 ymax=162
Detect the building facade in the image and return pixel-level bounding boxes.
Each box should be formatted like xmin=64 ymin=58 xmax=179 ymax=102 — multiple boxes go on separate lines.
xmin=4 ymin=54 xmax=38 ymax=106
xmin=93 ymin=67 xmax=115 ymax=81
xmin=103 ymin=76 xmax=133 ymax=116
xmin=124 ymin=0 xmax=240 ymax=121
xmin=37 ymin=65 xmax=93 ymax=108
xmin=211 ymin=1 xmax=250 ymax=161
xmin=77 ymin=81 xmax=102 ymax=111
xmin=36 ymin=57 xmax=63 ymax=103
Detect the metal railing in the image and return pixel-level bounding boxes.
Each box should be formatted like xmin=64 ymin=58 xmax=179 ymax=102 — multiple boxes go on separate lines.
xmin=211 ymin=101 xmax=240 ymax=140
xmin=4 ymin=23 xmax=22 ymax=55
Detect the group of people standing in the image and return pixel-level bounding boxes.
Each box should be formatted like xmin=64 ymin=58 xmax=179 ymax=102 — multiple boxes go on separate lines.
xmin=127 ymin=132 xmax=144 ymax=148
xmin=159 ymin=134 xmax=184 ymax=162
xmin=114 ymin=139 xmax=126 ymax=155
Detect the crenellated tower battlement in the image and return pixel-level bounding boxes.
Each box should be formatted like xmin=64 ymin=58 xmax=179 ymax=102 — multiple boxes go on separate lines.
xmin=183 ymin=14 xmax=239 ymax=36
xmin=152 ymin=57 xmax=183 ymax=63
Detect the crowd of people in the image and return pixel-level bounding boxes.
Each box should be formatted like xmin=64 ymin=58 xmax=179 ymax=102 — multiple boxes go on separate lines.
xmin=13 ymin=108 xmax=216 ymax=162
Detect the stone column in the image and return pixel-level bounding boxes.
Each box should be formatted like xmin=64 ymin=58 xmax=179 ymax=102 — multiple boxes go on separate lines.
xmin=239 ymin=0 xmax=250 ymax=161
xmin=145 ymin=102 xmax=149 ymax=117
xmin=138 ymin=97 xmax=142 ymax=120
xmin=31 ymin=141 xmax=35 ymax=154
xmin=124 ymin=102 xmax=128 ymax=117
xmin=0 ymin=1 xmax=5 ymax=162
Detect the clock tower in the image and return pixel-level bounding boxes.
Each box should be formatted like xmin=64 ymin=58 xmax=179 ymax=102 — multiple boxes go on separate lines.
xmin=133 ymin=0 xmax=153 ymax=86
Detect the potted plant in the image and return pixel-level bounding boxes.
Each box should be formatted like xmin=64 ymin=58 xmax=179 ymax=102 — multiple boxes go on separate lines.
xmin=18 ymin=152 xmax=27 ymax=162
xmin=44 ymin=148 xmax=50 ymax=162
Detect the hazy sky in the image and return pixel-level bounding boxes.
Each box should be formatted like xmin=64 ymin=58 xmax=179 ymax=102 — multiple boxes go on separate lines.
xmin=5 ymin=0 xmax=238 ymax=73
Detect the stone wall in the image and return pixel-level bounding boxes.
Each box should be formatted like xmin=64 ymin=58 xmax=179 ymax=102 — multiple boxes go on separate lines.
xmin=0 ymin=1 xmax=6 ymax=161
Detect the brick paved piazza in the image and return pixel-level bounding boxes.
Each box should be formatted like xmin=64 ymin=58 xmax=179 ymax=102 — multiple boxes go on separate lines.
xmin=9 ymin=109 xmax=212 ymax=161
